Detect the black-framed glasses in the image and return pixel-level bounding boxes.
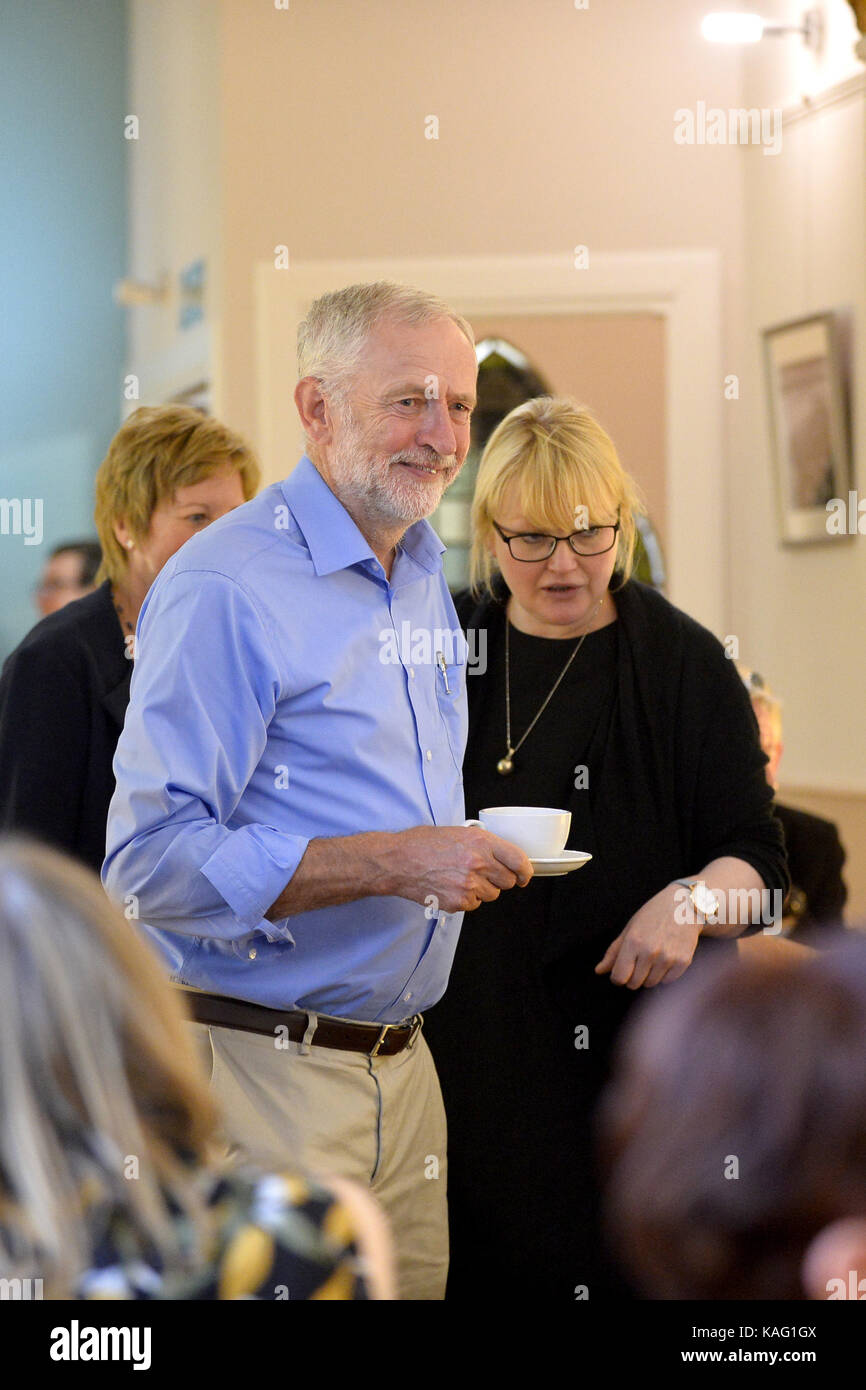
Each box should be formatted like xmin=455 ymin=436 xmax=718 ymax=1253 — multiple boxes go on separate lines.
xmin=492 ymin=519 xmax=620 ymax=561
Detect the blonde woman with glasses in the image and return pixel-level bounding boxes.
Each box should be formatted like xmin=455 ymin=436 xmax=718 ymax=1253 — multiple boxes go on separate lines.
xmin=0 ymin=837 xmax=392 ymax=1299
xmin=423 ymin=396 xmax=789 ymax=1301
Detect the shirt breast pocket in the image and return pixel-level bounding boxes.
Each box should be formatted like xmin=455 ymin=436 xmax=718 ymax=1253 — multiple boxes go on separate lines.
xmin=433 ymin=637 xmax=468 ymax=771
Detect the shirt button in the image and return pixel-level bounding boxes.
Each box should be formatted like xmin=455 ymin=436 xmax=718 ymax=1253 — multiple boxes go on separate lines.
xmin=248 ymin=948 xmax=257 ymax=960
xmin=404 ymin=992 xmax=413 ymax=1002
xmin=409 ymin=667 xmax=415 ymax=678
xmin=425 ymin=749 xmax=433 ymax=761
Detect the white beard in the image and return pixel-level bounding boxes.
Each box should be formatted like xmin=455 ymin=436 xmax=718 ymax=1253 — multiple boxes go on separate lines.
xmin=329 ymin=408 xmax=461 ymax=528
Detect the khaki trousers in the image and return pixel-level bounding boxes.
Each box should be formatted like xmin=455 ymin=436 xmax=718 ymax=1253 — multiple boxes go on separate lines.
xmin=193 ymin=1020 xmax=448 ymax=1300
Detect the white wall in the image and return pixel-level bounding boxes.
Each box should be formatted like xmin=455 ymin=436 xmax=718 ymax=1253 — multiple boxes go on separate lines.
xmin=218 ymin=0 xmax=748 ymax=462
xmin=126 ymin=0 xmax=220 ymax=404
xmin=728 ymin=0 xmax=866 ymax=796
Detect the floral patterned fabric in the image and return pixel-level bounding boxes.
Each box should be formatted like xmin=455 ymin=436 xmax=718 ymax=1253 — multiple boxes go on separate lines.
xmin=71 ymin=1167 xmax=370 ymax=1301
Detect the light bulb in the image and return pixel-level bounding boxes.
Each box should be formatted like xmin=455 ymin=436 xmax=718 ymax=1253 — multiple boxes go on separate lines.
xmin=701 ymin=12 xmax=765 ymax=44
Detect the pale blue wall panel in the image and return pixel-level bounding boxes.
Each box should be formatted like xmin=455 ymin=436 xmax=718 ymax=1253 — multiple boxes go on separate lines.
xmin=0 ymin=0 xmax=127 ymax=658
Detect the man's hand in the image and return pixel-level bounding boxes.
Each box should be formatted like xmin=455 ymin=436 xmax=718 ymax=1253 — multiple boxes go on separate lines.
xmin=385 ymin=825 xmax=533 ymax=913
xmin=594 ymin=883 xmax=701 ymax=989
xmin=265 ymin=825 xmax=532 ymax=921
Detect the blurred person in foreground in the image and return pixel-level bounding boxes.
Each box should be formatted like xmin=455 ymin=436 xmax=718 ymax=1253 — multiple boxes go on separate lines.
xmin=0 ymin=407 xmax=259 ymax=874
xmin=103 ymin=283 xmax=532 ymax=1300
xmin=738 ymin=664 xmax=847 ymax=938
xmin=0 ymin=837 xmax=392 ymax=1299
xmin=423 ymin=396 xmax=789 ymax=1300
xmin=34 ymin=540 xmax=102 ymax=617
xmin=600 ymin=931 xmax=866 ymax=1299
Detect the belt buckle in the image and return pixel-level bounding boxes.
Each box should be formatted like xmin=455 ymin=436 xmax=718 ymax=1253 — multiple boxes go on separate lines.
xmin=369 ymin=1014 xmax=423 ymax=1058
xmin=369 ymin=1023 xmax=392 ymax=1059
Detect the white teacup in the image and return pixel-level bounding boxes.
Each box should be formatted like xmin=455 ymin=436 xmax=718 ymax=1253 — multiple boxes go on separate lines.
xmin=466 ymin=805 xmax=572 ymax=858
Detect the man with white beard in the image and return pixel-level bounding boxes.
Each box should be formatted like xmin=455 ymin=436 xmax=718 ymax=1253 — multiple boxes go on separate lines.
xmin=103 ymin=282 xmax=532 ymax=1300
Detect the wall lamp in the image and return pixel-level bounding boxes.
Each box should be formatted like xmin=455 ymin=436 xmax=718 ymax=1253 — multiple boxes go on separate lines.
xmin=113 ymin=277 xmax=169 ymax=308
xmin=701 ymin=9 xmax=824 ymax=50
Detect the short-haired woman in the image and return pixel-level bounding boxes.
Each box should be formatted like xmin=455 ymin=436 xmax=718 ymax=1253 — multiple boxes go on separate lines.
xmin=0 ymin=837 xmax=392 ymax=1299
xmin=0 ymin=406 xmax=260 ymax=873
xmin=423 ymin=396 xmax=789 ymax=1300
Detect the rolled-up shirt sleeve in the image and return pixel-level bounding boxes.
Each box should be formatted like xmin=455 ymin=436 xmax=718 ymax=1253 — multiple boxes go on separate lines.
xmin=103 ymin=568 xmax=307 ymax=946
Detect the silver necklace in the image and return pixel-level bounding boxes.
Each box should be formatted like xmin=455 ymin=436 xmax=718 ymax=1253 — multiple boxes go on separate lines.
xmin=497 ymin=597 xmax=604 ymax=775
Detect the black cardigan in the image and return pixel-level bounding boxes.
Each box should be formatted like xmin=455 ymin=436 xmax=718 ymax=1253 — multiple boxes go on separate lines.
xmin=775 ymin=801 xmax=847 ymax=930
xmin=454 ymin=577 xmax=790 ymax=969
xmin=0 ymin=581 xmax=131 ymax=875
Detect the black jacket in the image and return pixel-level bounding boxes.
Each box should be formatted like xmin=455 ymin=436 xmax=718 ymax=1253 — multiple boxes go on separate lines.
xmin=0 ymin=582 xmax=131 ymax=875
xmin=775 ymin=801 xmax=847 ymax=931
xmin=454 ymin=577 xmax=790 ymax=970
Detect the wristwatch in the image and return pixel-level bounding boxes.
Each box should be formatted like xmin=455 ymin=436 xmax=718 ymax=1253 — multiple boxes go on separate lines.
xmin=674 ymin=878 xmax=721 ymax=918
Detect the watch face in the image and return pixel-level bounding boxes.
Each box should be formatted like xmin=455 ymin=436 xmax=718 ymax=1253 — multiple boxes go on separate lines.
xmin=693 ymin=884 xmax=718 ymax=917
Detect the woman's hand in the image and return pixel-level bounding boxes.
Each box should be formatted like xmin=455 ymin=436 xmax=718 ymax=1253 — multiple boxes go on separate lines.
xmin=594 ymin=883 xmax=701 ymax=988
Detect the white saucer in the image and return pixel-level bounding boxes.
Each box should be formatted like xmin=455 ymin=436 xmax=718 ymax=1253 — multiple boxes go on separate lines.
xmin=528 ymin=850 xmax=592 ymax=877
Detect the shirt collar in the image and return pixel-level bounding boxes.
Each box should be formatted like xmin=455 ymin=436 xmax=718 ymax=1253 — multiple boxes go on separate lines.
xmin=280 ymin=456 xmax=445 ymax=580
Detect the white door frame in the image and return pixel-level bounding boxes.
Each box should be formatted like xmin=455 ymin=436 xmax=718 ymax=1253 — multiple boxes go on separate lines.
xmin=254 ymin=251 xmax=724 ymax=630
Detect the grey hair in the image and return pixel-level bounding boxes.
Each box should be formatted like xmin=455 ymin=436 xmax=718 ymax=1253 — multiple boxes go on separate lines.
xmin=735 ymin=662 xmax=783 ymax=715
xmin=297 ymin=280 xmax=475 ymax=404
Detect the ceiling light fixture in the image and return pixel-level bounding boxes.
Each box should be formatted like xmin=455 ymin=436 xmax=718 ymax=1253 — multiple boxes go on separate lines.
xmin=701 ymin=9 xmax=824 ymax=51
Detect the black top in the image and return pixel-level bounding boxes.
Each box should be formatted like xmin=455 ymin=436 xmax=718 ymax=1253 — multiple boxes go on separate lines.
xmin=775 ymin=801 xmax=847 ymax=932
xmin=423 ymin=576 xmax=789 ymax=1301
xmin=0 ymin=581 xmax=131 ymax=875
xmin=453 ymin=576 xmax=788 ymax=971
xmin=464 ymin=619 xmax=619 ymax=821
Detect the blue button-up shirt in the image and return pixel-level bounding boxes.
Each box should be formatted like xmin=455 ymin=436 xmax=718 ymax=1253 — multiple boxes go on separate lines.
xmin=103 ymin=456 xmax=468 ymax=1022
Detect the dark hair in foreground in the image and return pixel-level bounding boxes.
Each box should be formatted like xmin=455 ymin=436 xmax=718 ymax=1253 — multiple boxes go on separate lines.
xmin=598 ymin=932 xmax=866 ymax=1299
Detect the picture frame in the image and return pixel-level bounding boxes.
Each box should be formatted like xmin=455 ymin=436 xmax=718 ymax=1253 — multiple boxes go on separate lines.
xmin=763 ymin=312 xmax=852 ymax=544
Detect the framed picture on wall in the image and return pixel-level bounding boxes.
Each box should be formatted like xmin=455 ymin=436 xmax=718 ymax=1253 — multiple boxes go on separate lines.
xmin=763 ymin=312 xmax=852 ymax=544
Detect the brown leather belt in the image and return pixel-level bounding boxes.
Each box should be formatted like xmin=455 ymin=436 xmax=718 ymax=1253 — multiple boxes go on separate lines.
xmin=178 ymin=988 xmax=423 ymax=1057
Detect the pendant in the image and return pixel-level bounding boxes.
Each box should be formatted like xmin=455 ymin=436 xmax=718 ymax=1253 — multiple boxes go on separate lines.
xmin=496 ymin=754 xmax=514 ymax=775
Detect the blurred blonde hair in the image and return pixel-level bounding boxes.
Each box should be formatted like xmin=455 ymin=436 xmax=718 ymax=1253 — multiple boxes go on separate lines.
xmin=0 ymin=838 xmax=221 ymax=1297
xmin=297 ymin=280 xmax=475 ymax=407
xmin=470 ymin=396 xmax=644 ymax=597
xmin=94 ymin=406 xmax=261 ymax=586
